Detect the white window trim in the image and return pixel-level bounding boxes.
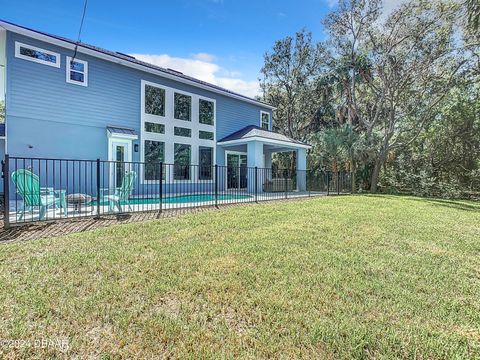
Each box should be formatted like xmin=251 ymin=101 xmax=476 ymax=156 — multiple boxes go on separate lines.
xmin=142 ymin=81 xmax=167 ymax=119
xmin=198 ymin=145 xmax=215 ymax=181
xmin=15 ymin=41 xmax=60 ymax=68
xmin=140 ymin=79 xmax=216 ymax=184
xmin=224 ymin=150 xmax=248 ymax=190
xmin=260 ymin=111 xmax=271 ymax=130
xmin=199 ymin=97 xmax=216 ymax=126
xmin=66 ymin=56 xmax=88 ymax=86
xmin=173 ymin=89 xmax=193 ymax=122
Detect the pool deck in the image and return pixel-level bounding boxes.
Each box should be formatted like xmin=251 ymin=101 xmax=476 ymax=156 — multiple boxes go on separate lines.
xmin=5 ymin=191 xmax=329 ymax=225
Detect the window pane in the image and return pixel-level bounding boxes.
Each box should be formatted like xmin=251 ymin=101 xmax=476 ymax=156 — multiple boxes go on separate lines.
xmin=145 ymin=122 xmax=165 ymax=134
xmin=70 ymin=61 xmax=84 ymax=72
xmin=70 ymin=71 xmax=84 ymax=83
xmin=144 ymin=140 xmax=165 ymax=180
xmin=199 ymin=130 xmax=214 ymax=140
xmin=174 ymin=127 xmax=192 ymax=137
xmin=199 ymin=99 xmax=214 ymax=125
xmin=20 ymin=46 xmax=57 ymax=63
xmin=145 ymin=85 xmax=165 ymax=116
xmin=199 ymin=147 xmax=213 ymax=180
xmin=174 ymin=93 xmax=192 ymax=121
xmin=174 ymin=143 xmax=191 ymax=180
xmin=261 ymin=112 xmax=270 ymax=130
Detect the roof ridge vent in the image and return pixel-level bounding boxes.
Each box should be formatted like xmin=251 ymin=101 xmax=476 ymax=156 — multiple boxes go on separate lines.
xmin=116 ymin=52 xmax=135 ymax=59
xmin=167 ymin=68 xmax=183 ymax=75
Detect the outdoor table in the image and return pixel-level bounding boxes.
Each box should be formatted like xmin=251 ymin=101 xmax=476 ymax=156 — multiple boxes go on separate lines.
xmin=66 ymin=193 xmax=94 ymax=214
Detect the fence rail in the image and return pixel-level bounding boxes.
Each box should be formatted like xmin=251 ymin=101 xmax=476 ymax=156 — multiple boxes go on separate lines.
xmin=2 ymin=155 xmax=351 ymax=227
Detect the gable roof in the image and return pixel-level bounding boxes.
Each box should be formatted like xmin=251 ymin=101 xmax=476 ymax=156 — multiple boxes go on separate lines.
xmin=0 ymin=19 xmax=275 ymax=110
xmin=218 ymin=125 xmax=310 ymax=148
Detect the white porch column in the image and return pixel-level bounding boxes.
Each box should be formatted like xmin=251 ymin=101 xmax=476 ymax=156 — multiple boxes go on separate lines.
xmin=296 ymin=148 xmax=307 ymax=192
xmin=264 ymin=149 xmax=273 ymax=181
xmin=247 ymin=141 xmax=263 ymax=192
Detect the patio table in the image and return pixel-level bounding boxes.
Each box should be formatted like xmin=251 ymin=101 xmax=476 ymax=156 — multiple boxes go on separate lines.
xmin=66 ymin=193 xmax=94 ymax=214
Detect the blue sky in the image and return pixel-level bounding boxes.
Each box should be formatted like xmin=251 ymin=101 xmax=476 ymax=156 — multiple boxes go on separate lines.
xmin=1 ymin=0 xmax=336 ymax=97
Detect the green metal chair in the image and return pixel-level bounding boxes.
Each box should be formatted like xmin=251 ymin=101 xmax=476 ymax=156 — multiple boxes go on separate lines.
xmin=102 ymin=171 xmax=137 ymax=213
xmin=11 ymin=169 xmax=67 ymax=221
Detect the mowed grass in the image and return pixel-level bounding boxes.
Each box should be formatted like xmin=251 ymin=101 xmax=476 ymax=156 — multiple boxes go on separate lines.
xmin=1 ymin=195 xmax=479 ymax=359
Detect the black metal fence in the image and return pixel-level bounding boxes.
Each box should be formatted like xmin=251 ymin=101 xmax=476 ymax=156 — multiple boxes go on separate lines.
xmin=2 ymin=155 xmax=351 ymax=227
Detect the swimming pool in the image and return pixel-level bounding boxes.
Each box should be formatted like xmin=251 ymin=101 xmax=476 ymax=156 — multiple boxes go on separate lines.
xmin=96 ymin=193 xmax=252 ymax=206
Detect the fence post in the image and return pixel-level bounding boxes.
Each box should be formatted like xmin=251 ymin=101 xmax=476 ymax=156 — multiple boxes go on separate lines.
xmin=284 ymin=169 xmax=288 ymax=199
xmin=159 ymin=162 xmax=163 ymax=214
xmin=214 ymin=164 xmax=218 ymax=208
xmin=3 ymin=154 xmax=10 ymax=228
xmin=337 ymin=171 xmax=340 ymax=195
xmin=327 ymin=171 xmax=330 ymax=196
xmin=254 ymin=166 xmax=258 ymax=203
xmin=96 ymin=159 xmax=100 ymax=218
xmin=308 ymin=170 xmax=311 ymax=197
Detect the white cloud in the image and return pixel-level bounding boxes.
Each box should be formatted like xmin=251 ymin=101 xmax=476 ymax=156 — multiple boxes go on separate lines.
xmin=324 ymin=0 xmax=407 ymax=16
xmin=192 ymin=52 xmax=217 ymax=62
xmin=131 ymin=53 xmax=260 ymax=98
xmin=326 ymin=0 xmax=338 ymax=8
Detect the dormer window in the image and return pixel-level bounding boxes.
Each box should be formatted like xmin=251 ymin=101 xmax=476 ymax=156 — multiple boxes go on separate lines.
xmin=260 ymin=111 xmax=270 ymax=130
xmin=66 ymin=56 xmax=88 ymax=86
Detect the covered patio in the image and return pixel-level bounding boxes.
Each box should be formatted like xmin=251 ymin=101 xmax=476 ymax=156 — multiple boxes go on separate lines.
xmin=216 ymin=125 xmax=311 ymax=193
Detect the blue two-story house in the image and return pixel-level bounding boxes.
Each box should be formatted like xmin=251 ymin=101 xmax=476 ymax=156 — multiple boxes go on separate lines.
xmin=0 ymin=20 xmax=309 ymax=199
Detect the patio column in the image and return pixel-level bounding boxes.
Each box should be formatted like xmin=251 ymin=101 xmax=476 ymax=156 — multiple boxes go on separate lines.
xmin=247 ymin=141 xmax=263 ymax=193
xmin=296 ymin=148 xmax=307 ymax=192
xmin=264 ymin=149 xmax=273 ymax=181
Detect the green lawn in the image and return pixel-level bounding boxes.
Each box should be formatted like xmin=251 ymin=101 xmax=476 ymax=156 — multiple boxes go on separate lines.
xmin=1 ymin=195 xmax=479 ymax=359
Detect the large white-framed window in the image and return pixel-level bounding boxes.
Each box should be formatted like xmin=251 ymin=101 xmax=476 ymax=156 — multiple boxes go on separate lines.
xmin=144 ymin=139 xmax=165 ymax=181
xmin=260 ymin=111 xmax=271 ymax=130
xmin=66 ymin=56 xmax=88 ymax=86
xmin=199 ymin=98 xmax=215 ymax=125
xmin=15 ymin=41 xmax=60 ymax=68
xmin=174 ymin=91 xmax=192 ymax=121
xmin=140 ymin=79 xmax=216 ymax=183
xmin=199 ymin=146 xmax=213 ymax=180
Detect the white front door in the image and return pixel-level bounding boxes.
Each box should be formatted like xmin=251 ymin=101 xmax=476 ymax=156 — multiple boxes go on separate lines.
xmin=109 ymin=140 xmax=132 ymax=188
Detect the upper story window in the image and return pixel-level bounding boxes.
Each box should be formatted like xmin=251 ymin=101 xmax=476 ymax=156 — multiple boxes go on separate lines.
xmin=145 ymin=84 xmax=166 ymax=116
xmin=199 ymin=99 xmax=214 ymax=125
xmin=15 ymin=42 xmax=60 ymax=68
xmin=66 ymin=56 xmax=88 ymax=86
xmin=174 ymin=126 xmax=192 ymax=137
xmin=260 ymin=111 xmax=270 ymax=130
xmin=174 ymin=93 xmax=192 ymax=121
xmin=145 ymin=122 xmax=165 ymax=134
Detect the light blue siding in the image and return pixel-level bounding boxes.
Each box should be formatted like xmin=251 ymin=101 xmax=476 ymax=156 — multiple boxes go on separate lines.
xmin=5 ymin=31 xmax=272 ymax=162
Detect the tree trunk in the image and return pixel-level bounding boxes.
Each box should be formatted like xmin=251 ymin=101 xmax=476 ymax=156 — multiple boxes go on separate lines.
xmin=370 ymin=158 xmax=382 ymax=193
xmin=351 ymin=165 xmax=356 ymax=194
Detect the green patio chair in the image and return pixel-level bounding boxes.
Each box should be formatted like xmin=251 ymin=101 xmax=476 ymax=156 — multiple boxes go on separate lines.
xmin=11 ymin=169 xmax=67 ymax=221
xmin=102 ymin=171 xmax=137 ymax=213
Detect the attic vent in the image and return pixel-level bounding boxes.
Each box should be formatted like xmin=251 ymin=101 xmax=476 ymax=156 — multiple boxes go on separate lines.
xmin=116 ymin=52 xmax=135 ymax=59
xmin=167 ymin=68 xmax=183 ymax=75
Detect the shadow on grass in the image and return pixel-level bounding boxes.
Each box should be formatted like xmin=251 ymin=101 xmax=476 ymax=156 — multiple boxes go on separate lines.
xmin=365 ymin=193 xmax=480 ymax=212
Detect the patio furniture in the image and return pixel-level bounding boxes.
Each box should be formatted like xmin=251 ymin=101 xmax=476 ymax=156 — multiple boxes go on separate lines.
xmin=101 ymin=171 xmax=137 ymax=213
xmin=11 ymin=169 xmax=67 ymax=221
xmin=263 ymin=178 xmax=294 ymax=192
xmin=66 ymin=193 xmax=94 ymax=213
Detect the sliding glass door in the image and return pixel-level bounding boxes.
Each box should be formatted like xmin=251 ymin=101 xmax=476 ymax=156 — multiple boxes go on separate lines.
xmin=226 ymin=152 xmax=247 ymax=190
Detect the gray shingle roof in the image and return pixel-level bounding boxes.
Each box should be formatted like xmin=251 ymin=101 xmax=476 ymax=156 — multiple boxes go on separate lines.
xmin=218 ymin=125 xmax=308 ymax=146
xmin=107 ymin=126 xmax=136 ymax=136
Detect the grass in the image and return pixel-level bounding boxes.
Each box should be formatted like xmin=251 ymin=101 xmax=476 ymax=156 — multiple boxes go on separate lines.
xmin=0 ymin=195 xmax=479 ymax=359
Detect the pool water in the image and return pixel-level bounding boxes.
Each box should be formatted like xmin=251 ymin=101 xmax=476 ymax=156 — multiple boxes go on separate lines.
xmin=95 ymin=193 xmax=252 ymax=206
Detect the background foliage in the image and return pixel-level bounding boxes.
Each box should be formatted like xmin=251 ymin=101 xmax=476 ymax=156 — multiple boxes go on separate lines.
xmin=261 ymin=0 xmax=480 ymax=198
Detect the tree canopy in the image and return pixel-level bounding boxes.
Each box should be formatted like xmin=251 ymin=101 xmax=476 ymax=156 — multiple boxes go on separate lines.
xmin=260 ymin=0 xmax=479 ymax=198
